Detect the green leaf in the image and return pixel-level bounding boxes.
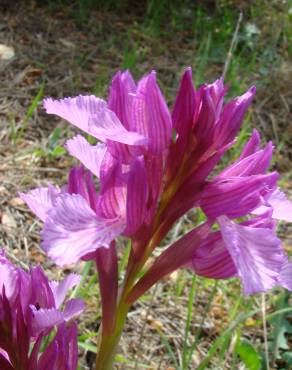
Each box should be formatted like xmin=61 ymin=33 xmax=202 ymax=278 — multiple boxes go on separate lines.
xmin=50 ymin=127 xmax=62 ymax=146
xmin=24 ymin=82 xmax=45 ymax=124
xmin=78 ymin=341 xmax=97 ymax=353
xmin=269 ymin=291 xmax=292 ymax=361
xmin=51 ymin=146 xmax=66 ymax=157
xmin=235 ymin=339 xmax=261 ymax=370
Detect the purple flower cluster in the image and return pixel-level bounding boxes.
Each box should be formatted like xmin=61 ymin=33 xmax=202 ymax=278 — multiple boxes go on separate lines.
xmin=21 ymin=68 xmax=292 ymax=299
xmin=0 ymin=250 xmax=83 ymax=369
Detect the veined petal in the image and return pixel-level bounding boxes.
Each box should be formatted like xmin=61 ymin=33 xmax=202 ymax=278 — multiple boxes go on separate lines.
xmin=66 ymin=135 xmax=107 ymax=178
xmin=19 ymin=185 xmax=60 ymax=222
xmin=219 ymin=142 xmax=273 ymax=177
xmin=50 ymin=273 xmax=81 ymax=309
xmin=201 ymin=172 xmax=278 ymax=219
xmin=192 ymin=231 xmax=237 ymax=279
xmin=43 ymin=95 xmax=106 ymax=134
xmin=106 ymin=141 xmax=135 ymax=164
xmin=107 ymin=71 xmax=140 ymax=162
xmin=37 ymin=339 xmax=58 ymax=370
xmin=30 ymin=306 xmax=64 ymax=336
xmin=172 ymin=67 xmax=195 ymax=137
xmin=125 ymin=157 xmax=148 ymax=235
xmin=132 ymin=71 xmax=172 ymax=154
xmin=99 ymin=150 xmax=117 ymax=190
xmin=214 ymin=86 xmax=256 ymax=148
xmin=63 ymin=298 xmax=85 ymax=321
xmin=67 ymin=166 xmax=98 ymax=213
xmin=108 ymin=70 xmax=136 ymax=130
xmin=278 ymin=259 xmax=292 ymax=291
xmin=194 ymin=85 xmax=216 ymax=143
xmin=143 ymin=154 xmax=164 ymax=224
xmin=29 ymin=266 xmax=55 ymax=309
xmin=218 ymin=216 xmax=284 ymax=294
xmin=254 ymin=188 xmax=292 ymax=223
xmin=97 ymin=162 xmax=127 ymax=219
xmin=88 ymin=108 xmax=147 ymax=145
xmin=38 ymin=322 xmax=78 ymax=370
xmin=42 ymin=194 xmax=125 ymax=266
xmin=239 ymin=129 xmax=260 ymax=159
xmin=0 ymin=257 xmax=19 ymax=302
xmin=193 ymin=78 xmax=225 ymax=146
xmin=207 ymin=77 xmax=225 ymax=119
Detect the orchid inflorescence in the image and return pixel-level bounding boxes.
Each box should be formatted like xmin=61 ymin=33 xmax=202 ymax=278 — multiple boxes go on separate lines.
xmin=2 ymin=67 xmax=292 ymax=369
xmin=0 ymin=249 xmax=83 ymax=369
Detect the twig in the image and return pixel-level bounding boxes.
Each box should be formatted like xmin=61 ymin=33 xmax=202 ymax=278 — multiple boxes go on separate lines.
xmin=222 ymin=12 xmax=243 ymax=81
xmin=262 ymin=293 xmax=270 ymax=370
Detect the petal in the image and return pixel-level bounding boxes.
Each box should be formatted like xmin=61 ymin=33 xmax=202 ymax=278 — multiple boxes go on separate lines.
xmin=30 ymin=306 xmax=64 ymax=336
xmin=50 ymin=273 xmax=81 ymax=308
xmin=63 ymin=298 xmax=85 ymax=321
xmin=97 ymin=162 xmax=127 ymax=219
xmin=207 ymin=77 xmax=225 ymax=119
xmin=266 ymin=189 xmax=292 ymax=222
xmin=193 ymin=78 xmax=225 ymax=147
xmin=144 ymin=154 xmax=164 ymax=223
xmin=191 ymin=231 xmax=237 ymax=279
xmin=38 ymin=322 xmax=78 ymax=370
xmin=19 ymin=185 xmax=60 ymax=222
xmin=67 ymin=166 xmax=98 ymax=213
xmin=167 ymin=68 xmax=196 ymax=181
xmin=42 ymin=193 xmax=125 ymax=266
xmin=29 ymin=266 xmax=55 ymax=308
xmin=88 ymin=108 xmax=147 ymax=145
xmin=219 ymin=142 xmax=273 ymax=178
xmin=201 ymin=172 xmax=278 ymax=219
xmin=278 ymin=259 xmax=292 ymax=291
xmin=132 ymin=71 xmax=172 ymax=154
xmin=239 ymin=129 xmax=260 ymax=159
xmin=37 ymin=341 xmax=58 ymax=370
xmin=108 ymin=70 xmax=136 ymax=130
xmin=252 ymin=189 xmax=292 ymax=223
xmin=66 ymin=135 xmax=107 ymax=178
xmin=0 ymin=257 xmax=19 ymax=302
xmin=99 ymin=150 xmax=117 ymax=190
xmin=43 ymin=95 xmax=106 ymax=133
xmin=194 ymin=85 xmax=217 ymax=144
xmin=172 ymin=67 xmax=195 ymax=137
xmin=125 ymin=157 xmax=148 ymax=235
xmin=218 ymin=216 xmax=284 ymax=294
xmin=214 ymin=86 xmax=256 ymax=148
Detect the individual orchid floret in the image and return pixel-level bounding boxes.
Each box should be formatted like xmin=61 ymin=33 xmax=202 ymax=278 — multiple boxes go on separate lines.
xmin=20 ymin=167 xmax=126 ymax=266
xmin=0 ymin=249 xmax=82 ymax=370
xmin=189 ymin=212 xmax=292 ymax=295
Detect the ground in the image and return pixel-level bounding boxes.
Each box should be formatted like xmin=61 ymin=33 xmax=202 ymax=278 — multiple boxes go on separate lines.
xmin=0 ymin=1 xmax=292 ymax=369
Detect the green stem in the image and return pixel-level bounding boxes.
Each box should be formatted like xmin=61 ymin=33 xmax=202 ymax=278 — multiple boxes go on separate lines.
xmin=94 ymin=170 xmax=185 ymax=369
xmin=95 ymin=256 xmax=141 ymax=370
xmin=95 ymin=300 xmax=130 ymax=370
